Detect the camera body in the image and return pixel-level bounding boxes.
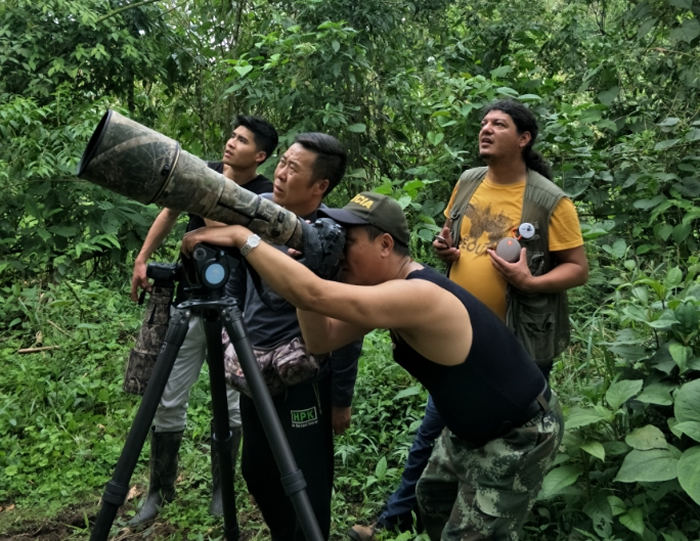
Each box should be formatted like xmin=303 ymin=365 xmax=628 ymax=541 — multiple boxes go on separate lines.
xmin=300 ymin=218 xmax=346 ymax=280
xmin=147 ymin=262 xmax=184 ymax=287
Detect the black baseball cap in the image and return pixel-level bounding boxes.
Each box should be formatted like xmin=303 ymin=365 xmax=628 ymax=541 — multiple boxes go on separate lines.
xmin=318 ymin=192 xmax=410 ymax=246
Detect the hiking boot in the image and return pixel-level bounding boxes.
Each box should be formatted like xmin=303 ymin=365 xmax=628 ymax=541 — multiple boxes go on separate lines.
xmin=128 ymin=429 xmax=183 ymax=526
xmin=348 ymin=523 xmax=379 ymax=541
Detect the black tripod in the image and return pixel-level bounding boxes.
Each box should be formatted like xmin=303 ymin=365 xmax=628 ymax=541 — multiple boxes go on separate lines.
xmin=90 ymin=249 xmax=323 ymax=541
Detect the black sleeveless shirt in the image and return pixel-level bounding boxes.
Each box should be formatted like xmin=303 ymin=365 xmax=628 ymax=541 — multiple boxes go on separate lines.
xmin=392 ymin=266 xmax=546 ymax=443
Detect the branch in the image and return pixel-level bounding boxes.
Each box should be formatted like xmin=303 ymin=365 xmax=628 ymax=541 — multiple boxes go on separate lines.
xmin=95 ymin=0 xmax=164 ymax=25
xmin=18 ymin=345 xmax=60 ymax=354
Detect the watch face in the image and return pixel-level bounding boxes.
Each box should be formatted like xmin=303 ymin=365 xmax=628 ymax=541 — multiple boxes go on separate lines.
xmin=242 ymin=234 xmax=260 ymax=256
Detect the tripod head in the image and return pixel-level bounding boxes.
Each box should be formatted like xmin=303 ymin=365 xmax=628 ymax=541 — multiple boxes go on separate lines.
xmin=182 ymin=243 xmax=239 ymax=300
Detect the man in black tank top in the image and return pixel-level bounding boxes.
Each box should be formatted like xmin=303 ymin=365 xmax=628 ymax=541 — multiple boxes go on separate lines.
xmin=181 ymin=192 xmax=565 ymax=541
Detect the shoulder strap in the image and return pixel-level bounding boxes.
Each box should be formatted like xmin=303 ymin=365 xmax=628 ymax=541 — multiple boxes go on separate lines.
xmin=447 ymin=167 xmax=488 ymax=248
xmin=520 ymin=170 xmax=567 ymax=273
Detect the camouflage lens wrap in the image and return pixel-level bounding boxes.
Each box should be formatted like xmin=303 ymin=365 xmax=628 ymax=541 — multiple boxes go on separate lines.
xmin=77 ymin=110 xmax=180 ymax=205
xmin=77 ymin=110 xmax=305 ymax=250
xmin=123 ymin=285 xmax=174 ymax=395
xmin=416 ymin=394 xmax=564 ymax=541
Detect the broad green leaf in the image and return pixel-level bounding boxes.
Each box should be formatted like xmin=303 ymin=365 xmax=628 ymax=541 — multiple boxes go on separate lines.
xmin=656 ymin=223 xmax=674 ymax=241
xmin=614 ymin=449 xmax=678 ymax=482
xmin=496 ymin=86 xmax=518 ymax=97
xmin=609 ymin=343 xmax=647 ymax=359
xmin=619 ymin=507 xmax=645 ymax=535
xmin=622 ymin=305 xmax=649 ymax=324
xmin=633 ymin=195 xmax=665 ymax=209
xmin=677 ymin=446 xmax=700 ymax=505
xmin=672 ymin=222 xmax=692 ymax=244
xmin=665 ymin=266 xmax=683 ymax=287
xmin=685 ymin=129 xmax=700 ymax=142
xmin=598 ymin=87 xmax=619 ymax=106
xmin=669 ymin=417 xmax=683 ymax=439
xmin=581 ymin=441 xmax=606 ymax=461
xmin=657 ymin=117 xmax=680 ymax=127
xmin=661 ymin=533 xmax=689 ymax=541
xmin=347 ymin=123 xmax=366 ymax=133
xmin=625 ymin=425 xmax=668 ymax=450
xmin=646 ymin=312 xmax=679 ymax=330
xmin=674 ymin=422 xmax=700 ymax=443
xmin=234 ymin=64 xmax=253 ymax=77
xmin=675 ymin=380 xmax=700 ymax=424
xmin=671 ymin=18 xmax=700 ymax=44
xmin=537 ymin=465 xmax=583 ymax=500
xmin=669 ymin=341 xmax=690 ymax=373
xmin=670 ymin=0 xmax=692 ymax=9
xmin=604 ymin=441 xmax=631 ymax=457
xmin=490 ymin=65 xmax=512 ymax=78
xmin=394 ymin=386 xmax=421 ymax=400
xmin=375 ymin=456 xmax=387 ymax=478
xmin=607 ymin=495 xmax=626 ymax=517
xmin=654 ymin=139 xmax=681 ymax=151
xmin=566 ymin=406 xmax=613 ymax=429
xmin=583 ymin=492 xmax=612 ymax=537
xmin=636 ymin=383 xmax=674 ymax=406
xmin=637 ymin=18 xmax=658 ymax=38
xmin=605 ymin=379 xmax=643 ymax=410
xmin=610 ymin=239 xmax=627 ymax=259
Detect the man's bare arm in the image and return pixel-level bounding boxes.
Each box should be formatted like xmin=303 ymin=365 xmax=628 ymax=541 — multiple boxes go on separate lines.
xmin=181 ymin=225 xmax=471 ymax=364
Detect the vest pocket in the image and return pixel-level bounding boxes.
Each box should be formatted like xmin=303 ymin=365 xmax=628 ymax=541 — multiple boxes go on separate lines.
xmin=509 ymin=291 xmax=557 ymax=363
xmin=517 ymin=310 xmax=556 ymax=362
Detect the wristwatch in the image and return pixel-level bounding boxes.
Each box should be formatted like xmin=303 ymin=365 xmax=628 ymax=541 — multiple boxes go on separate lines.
xmin=240 ymin=234 xmax=261 ymax=257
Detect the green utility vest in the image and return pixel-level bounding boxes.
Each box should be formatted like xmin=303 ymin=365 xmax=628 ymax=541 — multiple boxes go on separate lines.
xmin=448 ymin=167 xmax=571 ymax=364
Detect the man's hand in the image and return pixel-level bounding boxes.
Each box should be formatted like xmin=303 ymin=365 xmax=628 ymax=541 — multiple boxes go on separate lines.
xmin=432 ymin=225 xmax=460 ymax=263
xmin=487 ymin=247 xmax=535 ymax=291
xmin=181 ymin=225 xmax=252 ymax=257
xmin=130 ymin=259 xmax=151 ymax=302
xmin=488 ymin=245 xmax=589 ymax=294
xmin=332 ymin=405 xmax=352 ymax=435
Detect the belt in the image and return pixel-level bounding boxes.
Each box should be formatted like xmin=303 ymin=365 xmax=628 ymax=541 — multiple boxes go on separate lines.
xmin=521 ymin=382 xmax=552 ymax=424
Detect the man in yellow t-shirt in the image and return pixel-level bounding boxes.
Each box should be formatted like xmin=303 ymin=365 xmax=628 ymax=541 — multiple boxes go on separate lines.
xmin=441 ymin=174 xmax=584 ymax=321
xmin=434 ymin=99 xmax=588 ymax=342
xmin=348 ymin=99 xmax=589 ymax=541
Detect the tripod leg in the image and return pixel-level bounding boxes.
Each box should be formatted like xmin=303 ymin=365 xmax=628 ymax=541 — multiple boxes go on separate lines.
xmin=221 ymin=306 xmax=324 ymax=541
xmin=90 ymin=308 xmax=192 ymax=541
xmin=203 ymin=311 xmax=239 ymax=541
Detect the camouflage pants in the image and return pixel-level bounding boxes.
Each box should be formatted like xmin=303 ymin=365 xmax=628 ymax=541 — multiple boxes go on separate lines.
xmin=416 ymin=394 xmax=563 ymax=541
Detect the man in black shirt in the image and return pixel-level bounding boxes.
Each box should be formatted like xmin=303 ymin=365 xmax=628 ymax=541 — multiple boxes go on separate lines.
xmin=128 ymin=115 xmax=278 ymax=527
xmin=182 ymin=192 xmax=563 ymax=541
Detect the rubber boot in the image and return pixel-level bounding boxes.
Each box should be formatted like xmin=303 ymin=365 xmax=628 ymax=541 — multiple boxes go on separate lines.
xmin=209 ymin=425 xmax=242 ymax=517
xmin=128 ymin=429 xmax=184 ymax=526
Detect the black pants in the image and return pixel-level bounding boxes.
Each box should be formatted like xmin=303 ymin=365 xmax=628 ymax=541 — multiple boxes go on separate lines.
xmin=241 ymin=374 xmax=333 ymax=540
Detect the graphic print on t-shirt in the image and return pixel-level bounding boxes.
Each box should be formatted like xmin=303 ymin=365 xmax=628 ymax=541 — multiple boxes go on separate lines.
xmin=459 ymin=203 xmax=512 ymax=256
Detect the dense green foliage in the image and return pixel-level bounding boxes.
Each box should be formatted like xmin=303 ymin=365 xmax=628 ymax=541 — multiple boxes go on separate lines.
xmin=1 ymin=0 xmax=699 ymax=539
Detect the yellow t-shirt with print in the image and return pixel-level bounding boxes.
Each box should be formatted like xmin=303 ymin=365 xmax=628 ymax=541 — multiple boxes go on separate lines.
xmin=444 ymin=176 xmax=584 ymax=320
